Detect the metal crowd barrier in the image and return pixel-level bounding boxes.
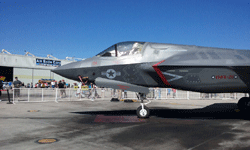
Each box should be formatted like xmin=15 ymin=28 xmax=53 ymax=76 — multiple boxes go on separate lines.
xmin=9 ymin=88 xmax=246 ymax=103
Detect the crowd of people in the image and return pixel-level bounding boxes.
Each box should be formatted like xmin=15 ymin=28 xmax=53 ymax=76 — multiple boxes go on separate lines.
xmin=75 ymin=82 xmax=102 ymax=101
xmin=148 ymin=87 xmax=177 ymax=99
xmin=1 ymin=77 xmax=178 ymax=100
xmin=34 ymin=79 xmax=70 ymax=89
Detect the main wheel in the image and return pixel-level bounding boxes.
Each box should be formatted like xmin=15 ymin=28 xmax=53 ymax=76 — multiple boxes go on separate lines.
xmin=237 ymin=97 xmax=250 ymax=111
xmin=136 ymin=106 xmax=150 ymax=118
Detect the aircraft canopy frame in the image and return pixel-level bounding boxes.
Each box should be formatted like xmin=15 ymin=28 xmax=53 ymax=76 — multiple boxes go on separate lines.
xmin=96 ymin=42 xmax=145 ymax=57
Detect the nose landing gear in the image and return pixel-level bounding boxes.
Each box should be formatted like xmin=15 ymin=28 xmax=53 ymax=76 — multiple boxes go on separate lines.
xmin=136 ymin=93 xmax=151 ymax=118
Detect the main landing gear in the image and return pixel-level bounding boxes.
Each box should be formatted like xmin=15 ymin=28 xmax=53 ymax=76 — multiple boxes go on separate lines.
xmin=136 ymin=93 xmax=151 ymax=118
xmin=237 ymin=95 xmax=250 ymax=112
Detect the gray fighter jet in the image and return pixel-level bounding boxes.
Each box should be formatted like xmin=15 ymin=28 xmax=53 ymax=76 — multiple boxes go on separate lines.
xmin=52 ymin=41 xmax=250 ymax=118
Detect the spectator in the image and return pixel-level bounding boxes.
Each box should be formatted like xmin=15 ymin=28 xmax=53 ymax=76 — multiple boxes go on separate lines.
xmin=58 ymin=80 xmax=64 ymax=98
xmin=35 ymin=83 xmax=38 ymax=88
xmin=89 ymin=83 xmax=95 ymax=101
xmin=124 ymin=90 xmax=127 ymax=98
xmin=62 ymin=80 xmax=66 ymax=87
xmin=167 ymin=88 xmax=171 ymax=98
xmin=158 ymin=88 xmax=161 ymax=99
xmin=38 ymin=82 xmax=42 ymax=88
xmin=111 ymin=89 xmax=116 ymax=98
xmin=81 ymin=80 xmax=88 ymax=97
xmin=51 ymin=80 xmax=55 ymax=89
xmin=62 ymin=79 xmax=66 ymax=97
xmin=76 ymin=82 xmax=82 ymax=98
xmin=26 ymin=83 xmax=30 ymax=88
xmin=94 ymin=84 xmax=100 ymax=98
xmin=41 ymin=82 xmax=45 ymax=88
xmin=55 ymin=81 xmax=58 ymax=88
xmin=45 ymin=82 xmax=48 ymax=88
xmin=13 ymin=77 xmax=22 ymax=100
xmin=154 ymin=87 xmax=159 ymax=99
xmin=154 ymin=88 xmax=157 ymax=99
xmin=148 ymin=88 xmax=153 ymax=99
xmin=87 ymin=83 xmax=92 ymax=99
xmin=172 ymin=88 xmax=176 ymax=98
xmin=118 ymin=89 xmax=122 ymax=99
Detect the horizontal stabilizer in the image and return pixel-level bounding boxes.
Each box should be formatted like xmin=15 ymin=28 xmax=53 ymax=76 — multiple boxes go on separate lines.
xmin=95 ymin=77 xmax=149 ymax=94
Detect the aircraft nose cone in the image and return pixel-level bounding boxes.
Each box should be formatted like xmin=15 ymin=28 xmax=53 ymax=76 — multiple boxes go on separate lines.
xmin=51 ymin=66 xmax=61 ymax=74
xmin=52 ymin=61 xmax=82 ymax=79
xmin=52 ymin=57 xmax=94 ymax=80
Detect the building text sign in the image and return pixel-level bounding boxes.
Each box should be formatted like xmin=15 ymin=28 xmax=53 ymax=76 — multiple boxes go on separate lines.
xmin=36 ymin=59 xmax=61 ymax=67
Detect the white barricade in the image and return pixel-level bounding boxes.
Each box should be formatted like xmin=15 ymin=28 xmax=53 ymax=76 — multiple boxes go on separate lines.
xmin=11 ymin=87 xmax=247 ymax=103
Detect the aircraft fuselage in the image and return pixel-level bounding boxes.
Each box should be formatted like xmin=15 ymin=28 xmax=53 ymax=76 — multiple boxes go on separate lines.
xmin=53 ymin=42 xmax=250 ymax=93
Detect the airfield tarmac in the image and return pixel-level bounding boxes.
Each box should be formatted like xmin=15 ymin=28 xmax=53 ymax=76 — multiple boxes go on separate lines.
xmin=0 ymin=99 xmax=250 ymax=150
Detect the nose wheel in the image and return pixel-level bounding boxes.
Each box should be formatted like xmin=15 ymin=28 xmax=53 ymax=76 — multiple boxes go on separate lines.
xmin=136 ymin=93 xmax=151 ymax=118
xmin=137 ymin=105 xmax=150 ymax=118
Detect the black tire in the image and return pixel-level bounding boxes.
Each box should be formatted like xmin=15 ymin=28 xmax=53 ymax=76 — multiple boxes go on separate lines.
xmin=136 ymin=106 xmax=150 ymax=118
xmin=237 ymin=97 xmax=249 ymax=110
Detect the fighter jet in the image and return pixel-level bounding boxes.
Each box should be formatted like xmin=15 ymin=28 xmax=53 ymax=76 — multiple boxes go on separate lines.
xmin=52 ymin=41 xmax=250 ymax=118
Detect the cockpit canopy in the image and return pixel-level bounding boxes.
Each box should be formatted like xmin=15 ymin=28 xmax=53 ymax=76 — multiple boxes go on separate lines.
xmin=96 ymin=41 xmax=145 ymax=57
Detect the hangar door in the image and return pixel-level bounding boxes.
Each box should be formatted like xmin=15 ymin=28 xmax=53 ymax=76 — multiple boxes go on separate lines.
xmin=33 ymin=69 xmax=51 ymax=84
xmin=13 ymin=68 xmax=32 ymax=84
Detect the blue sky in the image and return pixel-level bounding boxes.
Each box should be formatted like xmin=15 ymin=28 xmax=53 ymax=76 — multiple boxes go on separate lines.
xmin=1 ymin=0 xmax=249 ymax=59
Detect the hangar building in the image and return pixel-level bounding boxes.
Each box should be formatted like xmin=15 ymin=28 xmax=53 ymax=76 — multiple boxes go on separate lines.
xmin=0 ymin=49 xmax=80 ymax=85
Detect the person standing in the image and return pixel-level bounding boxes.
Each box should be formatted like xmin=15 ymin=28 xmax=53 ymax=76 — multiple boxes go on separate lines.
xmin=154 ymin=87 xmax=159 ymax=99
xmin=172 ymin=88 xmax=176 ymax=98
xmin=76 ymin=82 xmax=82 ymax=98
xmin=118 ymin=89 xmax=122 ymax=99
xmin=154 ymin=88 xmax=157 ymax=99
xmin=62 ymin=80 xmax=66 ymax=87
xmin=41 ymin=82 xmax=45 ymax=88
xmin=62 ymin=79 xmax=66 ymax=97
xmin=94 ymin=84 xmax=99 ymax=98
xmin=124 ymin=90 xmax=127 ymax=98
xmin=87 ymin=83 xmax=92 ymax=99
xmin=45 ymin=82 xmax=48 ymax=88
xmin=58 ymin=80 xmax=64 ymax=98
xmin=167 ymin=88 xmax=171 ymax=98
xmin=90 ymin=83 xmax=95 ymax=101
xmin=51 ymin=80 xmax=55 ymax=89
xmin=158 ymin=88 xmax=161 ymax=99
xmin=13 ymin=77 xmax=22 ymax=100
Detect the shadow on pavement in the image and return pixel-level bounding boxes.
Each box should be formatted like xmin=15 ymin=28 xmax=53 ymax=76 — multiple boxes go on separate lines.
xmin=71 ymin=103 xmax=249 ymax=120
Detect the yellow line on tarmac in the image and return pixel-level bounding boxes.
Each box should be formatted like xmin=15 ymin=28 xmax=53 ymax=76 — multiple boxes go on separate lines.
xmin=169 ymin=103 xmax=180 ymax=105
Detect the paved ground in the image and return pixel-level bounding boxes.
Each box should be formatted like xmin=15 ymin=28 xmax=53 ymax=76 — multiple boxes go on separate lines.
xmin=0 ymin=99 xmax=250 ymax=150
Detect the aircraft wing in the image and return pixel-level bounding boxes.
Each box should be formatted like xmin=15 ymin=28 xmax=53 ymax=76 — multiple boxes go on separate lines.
xmin=95 ymin=77 xmax=149 ymax=94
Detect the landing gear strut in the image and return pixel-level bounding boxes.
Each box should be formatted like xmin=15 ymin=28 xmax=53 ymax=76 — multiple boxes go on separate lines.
xmin=136 ymin=93 xmax=151 ymax=118
xmin=237 ymin=95 xmax=250 ymax=112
